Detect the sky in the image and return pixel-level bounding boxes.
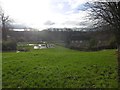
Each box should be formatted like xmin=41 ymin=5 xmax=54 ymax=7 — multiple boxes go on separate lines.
xmin=0 ymin=0 xmax=92 ymax=30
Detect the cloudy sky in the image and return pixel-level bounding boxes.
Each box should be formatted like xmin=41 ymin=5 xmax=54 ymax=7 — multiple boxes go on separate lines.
xmin=0 ymin=0 xmax=92 ymax=30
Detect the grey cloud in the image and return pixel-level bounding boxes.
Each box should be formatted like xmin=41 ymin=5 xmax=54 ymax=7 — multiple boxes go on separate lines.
xmin=44 ymin=20 xmax=55 ymax=25
xmin=62 ymin=20 xmax=92 ymax=28
xmin=8 ymin=23 xmax=29 ymax=29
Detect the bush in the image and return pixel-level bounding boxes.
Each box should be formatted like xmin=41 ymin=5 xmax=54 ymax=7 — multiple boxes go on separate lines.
xmin=17 ymin=47 xmax=30 ymax=52
xmin=2 ymin=40 xmax=17 ymax=51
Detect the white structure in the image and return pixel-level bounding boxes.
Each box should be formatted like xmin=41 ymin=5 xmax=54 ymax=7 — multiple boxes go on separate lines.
xmin=34 ymin=44 xmax=55 ymax=49
xmin=34 ymin=46 xmax=39 ymax=49
xmin=28 ymin=44 xmax=35 ymax=46
xmin=16 ymin=51 xmax=20 ymax=53
xmin=39 ymin=44 xmax=47 ymax=49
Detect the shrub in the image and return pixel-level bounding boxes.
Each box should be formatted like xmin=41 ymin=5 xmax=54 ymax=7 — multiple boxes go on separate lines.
xmin=17 ymin=48 xmax=30 ymax=52
xmin=2 ymin=40 xmax=17 ymax=51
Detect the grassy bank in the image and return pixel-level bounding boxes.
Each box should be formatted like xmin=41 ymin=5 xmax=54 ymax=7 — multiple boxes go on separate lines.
xmin=2 ymin=46 xmax=118 ymax=88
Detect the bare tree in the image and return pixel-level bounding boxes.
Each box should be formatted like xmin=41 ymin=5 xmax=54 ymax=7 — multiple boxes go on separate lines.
xmin=0 ymin=7 xmax=11 ymax=41
xmin=87 ymin=1 xmax=120 ymax=86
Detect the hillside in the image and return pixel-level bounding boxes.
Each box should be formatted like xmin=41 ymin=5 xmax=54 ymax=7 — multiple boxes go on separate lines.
xmin=2 ymin=46 xmax=118 ymax=88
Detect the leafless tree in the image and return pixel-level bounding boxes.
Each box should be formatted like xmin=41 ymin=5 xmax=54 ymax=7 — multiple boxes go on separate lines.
xmin=0 ymin=7 xmax=11 ymax=41
xmin=87 ymin=1 xmax=120 ymax=86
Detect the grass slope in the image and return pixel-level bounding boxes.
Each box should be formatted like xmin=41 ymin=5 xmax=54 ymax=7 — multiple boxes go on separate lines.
xmin=2 ymin=46 xmax=118 ymax=88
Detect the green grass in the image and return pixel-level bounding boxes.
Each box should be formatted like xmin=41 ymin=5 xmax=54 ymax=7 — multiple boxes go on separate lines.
xmin=2 ymin=46 xmax=118 ymax=88
xmin=0 ymin=52 xmax=2 ymax=89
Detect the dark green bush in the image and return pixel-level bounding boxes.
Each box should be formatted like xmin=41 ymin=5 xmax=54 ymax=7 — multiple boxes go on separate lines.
xmin=17 ymin=47 xmax=30 ymax=52
xmin=2 ymin=40 xmax=17 ymax=51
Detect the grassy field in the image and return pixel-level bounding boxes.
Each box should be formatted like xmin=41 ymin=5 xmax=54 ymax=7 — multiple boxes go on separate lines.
xmin=2 ymin=46 xmax=118 ymax=88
